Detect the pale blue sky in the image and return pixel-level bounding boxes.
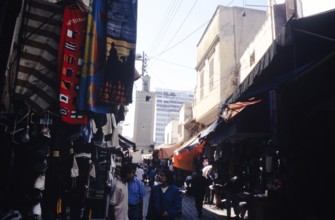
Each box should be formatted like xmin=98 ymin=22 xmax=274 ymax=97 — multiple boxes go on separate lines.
xmin=134 ymin=0 xmax=268 ymax=92
xmin=123 ymin=0 xmax=335 ymax=138
xmin=134 ymin=0 xmax=335 ymax=93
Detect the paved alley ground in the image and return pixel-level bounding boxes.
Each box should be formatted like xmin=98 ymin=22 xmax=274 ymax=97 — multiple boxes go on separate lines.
xmin=142 ymin=185 xmax=230 ymax=220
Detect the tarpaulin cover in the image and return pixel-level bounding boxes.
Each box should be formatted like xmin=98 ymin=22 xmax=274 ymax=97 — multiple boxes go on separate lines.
xmin=157 ymin=143 xmax=182 ymax=159
xmin=174 ymin=136 xmax=199 ymax=155
xmin=173 ymin=140 xmax=205 ymax=172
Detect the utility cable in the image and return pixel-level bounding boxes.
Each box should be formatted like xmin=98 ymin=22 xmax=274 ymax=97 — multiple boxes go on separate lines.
xmin=150 ymin=0 xmax=238 ymax=59
xmin=150 ymin=0 xmax=182 ymax=54
xmin=163 ymin=0 xmax=199 ymax=53
xmin=150 ymin=20 xmax=209 ymax=59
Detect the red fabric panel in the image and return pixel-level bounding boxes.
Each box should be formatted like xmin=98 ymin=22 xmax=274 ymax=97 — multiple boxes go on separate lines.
xmin=58 ymin=5 xmax=88 ymax=124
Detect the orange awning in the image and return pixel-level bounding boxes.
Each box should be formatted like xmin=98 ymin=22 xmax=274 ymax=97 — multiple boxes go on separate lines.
xmin=174 ymin=135 xmax=199 ymax=155
xmin=157 ymin=143 xmax=182 ymax=159
xmin=173 ymin=140 xmax=205 ymax=172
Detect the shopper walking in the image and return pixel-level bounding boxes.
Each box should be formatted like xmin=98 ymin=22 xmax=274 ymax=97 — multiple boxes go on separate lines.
xmin=146 ymin=169 xmax=181 ymax=220
xmin=191 ymin=169 xmax=210 ymax=218
xmin=108 ymin=164 xmax=134 ymax=220
xmin=135 ymin=164 xmax=145 ymax=182
xmin=224 ymin=175 xmax=244 ymax=220
xmin=128 ymin=164 xmax=146 ymax=220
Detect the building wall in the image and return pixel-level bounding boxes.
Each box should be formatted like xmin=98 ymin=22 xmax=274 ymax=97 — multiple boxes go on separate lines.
xmin=178 ymin=102 xmax=193 ymax=143
xmin=194 ymin=6 xmax=267 ymax=126
xmin=239 ymin=17 xmax=273 ymax=83
xmin=239 ymin=3 xmax=287 ymax=83
xmin=155 ymin=88 xmax=193 ymax=146
xmin=164 ymin=120 xmax=179 ymax=144
xmin=133 ymin=90 xmax=156 ymax=151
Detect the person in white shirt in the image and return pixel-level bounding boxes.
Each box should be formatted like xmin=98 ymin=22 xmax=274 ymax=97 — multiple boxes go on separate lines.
xmin=109 ymin=164 xmax=134 ymax=220
xmin=135 ymin=164 xmax=144 ymax=182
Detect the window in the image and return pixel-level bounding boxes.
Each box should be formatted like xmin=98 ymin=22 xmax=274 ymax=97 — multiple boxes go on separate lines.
xmin=209 ymin=59 xmax=214 ymax=91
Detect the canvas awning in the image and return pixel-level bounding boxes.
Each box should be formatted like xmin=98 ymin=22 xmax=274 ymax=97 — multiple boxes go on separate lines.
xmin=174 ymin=136 xmax=199 ymax=155
xmin=156 ymin=143 xmax=182 ymax=159
xmin=198 ymin=118 xmax=224 ymax=140
xmin=173 ymin=136 xmax=206 ymax=171
xmin=205 ymin=93 xmax=271 ymax=145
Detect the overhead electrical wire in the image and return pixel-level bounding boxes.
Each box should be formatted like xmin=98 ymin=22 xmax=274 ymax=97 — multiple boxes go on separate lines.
xmin=150 ymin=0 xmax=182 ymax=54
xmin=146 ymin=0 xmax=258 ymax=90
xmin=144 ymin=0 xmax=238 ymax=92
xmin=150 ymin=0 xmax=239 ymax=59
xmin=150 ymin=57 xmax=194 ymax=69
xmin=161 ymin=0 xmax=199 ymax=55
xmin=150 ymin=20 xmax=209 ymax=59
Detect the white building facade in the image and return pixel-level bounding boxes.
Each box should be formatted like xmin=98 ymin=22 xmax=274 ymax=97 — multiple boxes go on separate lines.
xmin=239 ymin=1 xmax=300 ymax=83
xmin=193 ymin=6 xmax=267 ymax=127
xmin=164 ymin=120 xmax=179 ymax=145
xmin=177 ymin=102 xmax=193 ymax=143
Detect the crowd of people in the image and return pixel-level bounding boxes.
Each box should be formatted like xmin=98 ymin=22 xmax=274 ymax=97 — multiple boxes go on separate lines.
xmin=105 ymin=161 xmax=251 ymax=220
xmin=106 ymin=163 xmax=182 ymax=220
xmin=107 ymin=163 xmax=146 ymax=220
xmin=185 ymin=164 xmax=251 ymax=220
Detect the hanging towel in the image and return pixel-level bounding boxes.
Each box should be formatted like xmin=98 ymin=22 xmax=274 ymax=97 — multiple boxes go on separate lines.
xmin=77 ymin=0 xmax=110 ymax=113
xmin=98 ymin=0 xmax=138 ymax=105
xmin=58 ymin=4 xmax=88 ymax=124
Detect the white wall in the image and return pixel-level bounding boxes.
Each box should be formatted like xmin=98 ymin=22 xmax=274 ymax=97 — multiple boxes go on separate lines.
xmin=194 ymin=6 xmax=267 ymax=126
xmin=165 ymin=120 xmax=179 ymax=144
xmin=178 ymin=102 xmax=193 ymax=143
xmin=239 ymin=17 xmax=273 ymax=83
xmin=133 ymin=91 xmax=156 ymax=150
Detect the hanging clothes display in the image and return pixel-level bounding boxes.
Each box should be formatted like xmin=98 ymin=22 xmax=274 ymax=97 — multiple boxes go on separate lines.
xmin=78 ymin=0 xmax=137 ymax=114
xmin=14 ymin=0 xmax=63 ymax=114
xmin=58 ymin=3 xmax=88 ymax=124
xmin=99 ymin=0 xmax=138 ymax=105
xmin=77 ymin=0 xmax=109 ymax=113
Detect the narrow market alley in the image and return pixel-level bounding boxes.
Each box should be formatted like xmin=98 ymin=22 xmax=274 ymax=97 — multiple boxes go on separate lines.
xmin=141 ymin=185 xmax=229 ymax=220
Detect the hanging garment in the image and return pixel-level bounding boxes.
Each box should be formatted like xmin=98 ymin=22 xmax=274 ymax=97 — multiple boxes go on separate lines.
xmin=77 ymin=0 xmax=110 ymax=113
xmin=80 ymin=117 xmax=94 ymax=143
xmin=58 ymin=4 xmax=88 ymax=124
xmin=78 ymin=0 xmax=138 ymax=114
xmin=107 ymin=155 xmax=116 ymax=187
xmin=14 ymin=0 xmax=63 ymax=114
xmin=99 ymin=0 xmax=138 ymax=105
xmin=105 ymin=113 xmax=120 ymax=148
xmin=71 ymin=156 xmax=79 ymax=178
